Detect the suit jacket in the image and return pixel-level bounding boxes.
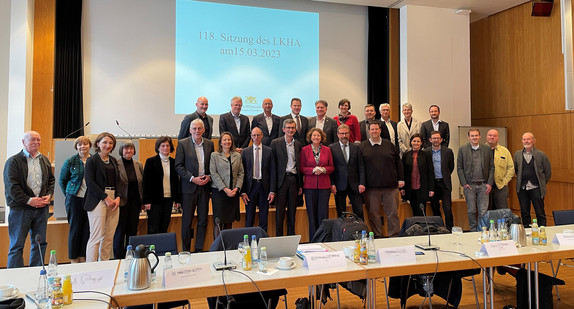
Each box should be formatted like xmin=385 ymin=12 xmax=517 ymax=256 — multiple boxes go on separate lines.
xmin=219 ymin=112 xmax=251 ymax=148
xmin=142 ymin=155 xmax=181 ymax=205
xmin=271 ymin=136 xmax=303 ymax=190
xmin=178 ymin=111 xmax=214 ymax=140
xmin=84 ymin=154 xmax=120 ymax=211
xmin=382 ymin=119 xmax=400 ymax=150
xmin=279 ymin=114 xmax=309 ymax=146
xmin=513 ymin=147 xmax=552 ymax=198
xmin=457 ymin=143 xmax=494 ymax=187
xmin=59 ymin=153 xmax=86 ymax=196
xmin=300 ymin=144 xmax=334 ymax=189
xmin=397 ymin=117 xmax=421 ymax=155
xmin=402 ymin=150 xmax=435 ymax=199
xmin=329 ymin=141 xmax=365 ymax=191
xmin=116 ymin=157 xmax=144 ymax=206
xmin=308 ymin=116 xmax=339 ymax=146
xmin=420 ymin=119 xmax=450 ymax=148
xmin=423 ymin=146 xmax=455 ymax=192
xmin=251 ymin=113 xmax=281 ymax=146
xmin=241 ymin=144 xmax=276 ymax=195
xmin=359 ymin=120 xmax=391 ymax=142
xmin=175 ymin=137 xmax=215 ymax=194
xmin=4 ymin=150 xmax=55 ymax=209
xmin=210 ymin=151 xmax=244 ymax=191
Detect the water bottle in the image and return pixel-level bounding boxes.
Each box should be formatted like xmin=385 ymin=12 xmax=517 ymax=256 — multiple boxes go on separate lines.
xmin=500 ymin=219 xmax=508 ymax=240
xmin=124 ymin=245 xmax=134 ymax=282
xmin=489 ymin=220 xmax=497 ymax=242
xmin=258 ymin=247 xmax=268 ymax=272
xmin=149 ymin=245 xmax=158 ymax=282
xmin=531 ymin=219 xmax=540 ymax=246
xmin=368 ymin=232 xmax=376 ymax=263
xmin=48 ymin=250 xmax=58 ymax=278
xmin=496 ymin=219 xmax=502 ymax=240
xmin=359 ymin=231 xmax=368 ymax=265
xmin=164 ymin=252 xmax=173 ymax=270
xmin=540 ymin=226 xmax=547 ymax=245
xmin=250 ymin=235 xmax=259 ymax=268
xmin=36 ymin=269 xmax=51 ymax=309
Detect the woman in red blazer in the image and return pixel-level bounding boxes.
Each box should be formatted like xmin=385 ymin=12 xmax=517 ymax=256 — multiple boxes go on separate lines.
xmin=334 ymin=98 xmax=361 ymax=143
xmin=300 ymin=128 xmax=335 ymax=240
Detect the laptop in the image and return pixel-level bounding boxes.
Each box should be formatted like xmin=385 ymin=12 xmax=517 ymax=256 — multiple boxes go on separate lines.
xmin=258 ymin=235 xmax=301 ymax=258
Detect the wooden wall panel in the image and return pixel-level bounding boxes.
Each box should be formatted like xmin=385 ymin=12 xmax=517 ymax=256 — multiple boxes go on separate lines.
xmin=389 ymin=8 xmax=401 ymax=121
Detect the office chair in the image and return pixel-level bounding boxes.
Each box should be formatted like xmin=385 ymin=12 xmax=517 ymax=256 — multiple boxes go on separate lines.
xmin=549 ymin=209 xmax=574 ymax=299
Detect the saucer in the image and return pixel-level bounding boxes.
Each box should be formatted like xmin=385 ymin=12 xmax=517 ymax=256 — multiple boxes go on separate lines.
xmin=275 ymin=262 xmax=295 ymax=270
xmin=0 ymin=288 xmax=19 ymax=301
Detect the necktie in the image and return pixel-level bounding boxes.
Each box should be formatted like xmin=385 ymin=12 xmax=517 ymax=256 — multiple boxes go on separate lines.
xmin=342 ymin=144 xmax=348 ymax=163
xmin=295 ymin=115 xmax=301 ymax=135
xmin=254 ymin=147 xmax=261 ymax=179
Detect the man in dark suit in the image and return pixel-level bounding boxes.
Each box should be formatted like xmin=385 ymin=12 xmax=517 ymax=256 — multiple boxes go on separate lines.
xmin=329 ymin=124 xmax=365 ymax=219
xmin=271 ymin=119 xmax=303 ymax=236
xmin=308 ymin=99 xmax=338 ymax=146
xmin=280 ymin=98 xmax=308 ymax=146
xmin=457 ymin=128 xmax=494 ymax=232
xmin=177 ymin=96 xmax=213 ymax=140
xmin=175 ymin=119 xmax=214 ymax=252
xmin=360 ymin=104 xmax=390 ymax=142
xmin=219 ymin=96 xmax=250 ymax=152
xmin=251 ymin=98 xmax=281 ymax=146
xmin=424 ymin=131 xmax=455 ymax=231
xmin=241 ymin=127 xmax=276 ymax=232
xmin=420 ymin=104 xmax=450 ymax=148
xmin=379 ymin=103 xmax=399 ymax=150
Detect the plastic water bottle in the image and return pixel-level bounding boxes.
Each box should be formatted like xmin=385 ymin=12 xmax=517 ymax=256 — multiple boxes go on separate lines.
xmin=164 ymin=252 xmax=173 ymax=270
xmin=149 ymin=245 xmax=158 ymax=282
xmin=258 ymin=247 xmax=268 ymax=272
xmin=532 ymin=219 xmax=540 ymax=246
xmin=124 ymin=245 xmax=134 ymax=282
xmin=48 ymin=250 xmax=58 ymax=278
xmin=368 ymin=232 xmax=376 ymax=263
xmin=251 ymin=235 xmax=259 ymax=267
xmin=36 ymin=269 xmax=51 ymax=309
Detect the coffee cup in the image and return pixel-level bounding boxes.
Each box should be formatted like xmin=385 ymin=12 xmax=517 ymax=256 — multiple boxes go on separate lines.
xmin=278 ymin=257 xmax=294 ymax=268
xmin=0 ymin=285 xmax=14 ymax=298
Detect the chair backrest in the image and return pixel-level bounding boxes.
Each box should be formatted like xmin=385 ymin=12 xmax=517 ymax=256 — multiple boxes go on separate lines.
xmin=399 ymin=216 xmax=445 ymax=236
xmin=553 ymin=210 xmax=574 ymax=225
xmin=209 ymin=227 xmax=268 ymax=251
xmin=478 ymin=209 xmax=519 ymax=230
xmin=128 ymin=233 xmax=178 ymax=256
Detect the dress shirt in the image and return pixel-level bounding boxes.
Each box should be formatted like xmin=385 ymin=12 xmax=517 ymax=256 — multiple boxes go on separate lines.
xmin=315 ymin=117 xmax=325 ymax=131
xmin=232 ymin=112 xmax=242 ymax=133
xmin=265 ymin=114 xmax=273 ymax=133
xmin=253 ymin=145 xmax=262 ymax=179
xmin=432 ymin=148 xmax=443 ymax=179
xmin=23 ymin=149 xmax=43 ymax=198
xmin=340 ymin=141 xmax=350 ymax=163
xmin=192 ymin=138 xmax=205 ymax=180
xmin=432 ymin=119 xmax=441 ymax=131
xmin=285 ymin=138 xmax=297 ymax=174
xmin=369 ymin=138 xmax=383 ymax=146
xmin=383 ymin=119 xmax=395 ymax=145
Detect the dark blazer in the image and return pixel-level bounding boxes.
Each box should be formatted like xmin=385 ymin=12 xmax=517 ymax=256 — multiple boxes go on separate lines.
xmin=420 ymin=119 xmax=450 ymax=148
xmin=402 ymin=150 xmax=435 ymax=198
xmin=251 ymin=113 xmax=281 ymax=146
xmin=142 ymin=155 xmax=181 ymax=205
xmin=423 ymin=146 xmax=455 ymax=192
xmin=308 ymin=116 xmax=339 ymax=146
xmin=175 ymin=137 xmax=215 ymax=194
xmin=59 ymin=153 xmax=86 ymax=196
xmin=382 ymin=119 xmax=400 ymax=150
xmin=329 ymin=141 xmax=365 ymax=191
xmin=117 ymin=158 xmax=144 ymax=206
xmin=84 ymin=154 xmax=120 ymax=211
xmin=300 ymin=145 xmax=334 ymax=189
xmin=219 ymin=112 xmax=251 ymax=148
xmin=4 ymin=150 xmax=55 ymax=209
xmin=177 ymin=111 xmax=214 ymax=140
xmin=241 ymin=144 xmax=276 ymax=195
xmin=514 ymin=147 xmax=552 ymax=198
xmin=359 ymin=120 xmax=391 ymax=142
xmin=457 ymin=143 xmax=494 ymax=187
xmin=270 ymin=136 xmax=303 ymax=190
xmin=279 ymin=114 xmax=309 ymax=146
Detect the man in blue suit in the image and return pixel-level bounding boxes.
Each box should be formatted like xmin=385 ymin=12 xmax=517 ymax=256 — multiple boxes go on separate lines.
xmin=241 ymin=127 xmax=276 ymax=232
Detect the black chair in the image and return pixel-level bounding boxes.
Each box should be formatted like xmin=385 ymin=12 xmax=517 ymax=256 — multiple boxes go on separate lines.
xmin=208 ymin=227 xmax=288 ymax=309
xmin=126 ymin=233 xmax=189 ymax=309
xmin=550 ymin=209 xmax=574 ymax=299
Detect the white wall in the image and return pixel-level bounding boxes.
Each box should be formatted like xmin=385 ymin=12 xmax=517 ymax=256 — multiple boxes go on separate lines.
xmin=82 ymin=0 xmax=368 ymax=137
xmin=400 ymin=5 xmax=471 ymax=196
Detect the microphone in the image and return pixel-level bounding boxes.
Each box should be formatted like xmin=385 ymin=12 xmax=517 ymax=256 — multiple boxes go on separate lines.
xmin=213 ymin=217 xmax=236 ymax=271
xmin=415 ymin=203 xmax=440 ymax=251
xmin=35 ymin=234 xmax=47 ymax=271
xmin=115 ymin=120 xmax=133 ymax=139
xmin=64 ymin=122 xmax=90 ymax=140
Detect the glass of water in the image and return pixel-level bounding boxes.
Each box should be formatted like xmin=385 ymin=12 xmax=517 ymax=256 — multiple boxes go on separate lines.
xmin=35 ymin=291 xmax=51 ymax=309
xmin=178 ymin=251 xmax=191 ymax=265
xmin=452 ymin=226 xmax=463 ymax=246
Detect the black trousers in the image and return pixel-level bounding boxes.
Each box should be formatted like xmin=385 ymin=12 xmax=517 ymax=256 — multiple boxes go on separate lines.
xmin=408 ymin=188 xmax=428 ymax=217
xmin=430 ymin=179 xmax=453 ymax=231
xmin=244 ymin=180 xmax=270 ymax=232
xmin=518 ymin=187 xmax=546 ymax=227
xmin=181 ymin=186 xmax=210 ymax=252
xmin=304 ymin=188 xmax=331 ymax=240
xmin=276 ymin=174 xmax=298 ymax=236
xmin=147 ymin=197 xmax=173 ymax=234
xmin=65 ymin=194 xmax=89 ymax=260
xmin=489 ymin=185 xmax=509 ymax=209
xmin=334 ymin=183 xmax=364 ymax=220
xmin=113 ymin=196 xmax=141 ymax=259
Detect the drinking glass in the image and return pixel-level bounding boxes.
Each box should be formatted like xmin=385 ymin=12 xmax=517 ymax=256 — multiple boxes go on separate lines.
xmin=452 ymin=226 xmax=463 ymax=246
xmin=238 ymin=242 xmax=245 ymax=255
xmin=178 ymin=251 xmax=191 ymax=265
xmin=35 ymin=291 xmax=51 ymax=309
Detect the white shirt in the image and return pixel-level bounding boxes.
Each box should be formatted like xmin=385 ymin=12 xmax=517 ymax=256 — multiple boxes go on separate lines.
xmin=264 ymin=114 xmax=273 ymax=133
xmin=192 ymin=138 xmax=205 ymax=181
xmin=369 ymin=138 xmax=382 ymax=146
xmin=432 ymin=119 xmax=441 ymax=131
xmin=285 ymin=138 xmax=297 ymax=174
xmin=315 ymin=117 xmax=325 ymax=131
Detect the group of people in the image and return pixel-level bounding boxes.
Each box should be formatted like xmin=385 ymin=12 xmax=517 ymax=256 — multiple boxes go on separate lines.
xmin=3 ymin=96 xmax=551 ymax=268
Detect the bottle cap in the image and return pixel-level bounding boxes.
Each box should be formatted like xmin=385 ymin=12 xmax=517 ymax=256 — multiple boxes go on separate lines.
xmin=40 ymin=269 xmax=46 ymax=275
xmin=150 ymin=245 xmax=155 ymax=250
xmin=369 ymin=232 xmax=374 ymax=236
xmin=64 ymin=274 xmax=71 ymax=279
xmin=127 ymin=245 xmax=133 ymax=250
xmin=261 ymin=247 xmax=266 ymax=250
xmin=165 ymin=252 xmax=171 ymax=256
xmin=50 ymin=250 xmax=56 ymax=254
xmin=252 ymin=235 xmax=256 ymax=239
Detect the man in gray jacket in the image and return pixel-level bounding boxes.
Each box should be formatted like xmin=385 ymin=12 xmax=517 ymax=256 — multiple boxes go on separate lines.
xmin=457 ymin=128 xmax=494 ymax=232
xmin=514 ymin=132 xmax=551 ymax=227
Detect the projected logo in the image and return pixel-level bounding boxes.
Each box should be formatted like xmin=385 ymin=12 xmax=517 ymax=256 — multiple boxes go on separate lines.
xmin=243 ymin=96 xmax=259 ymax=114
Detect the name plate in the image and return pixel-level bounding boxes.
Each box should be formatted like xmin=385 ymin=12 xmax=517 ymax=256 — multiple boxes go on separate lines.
xmin=163 ymin=263 xmax=211 ymax=288
xmin=376 ymin=245 xmax=416 ymax=265
xmin=480 ymin=240 xmax=518 ymax=257
xmin=552 ymin=233 xmax=574 ymax=245
xmin=303 ymin=251 xmax=346 ymax=271
xmin=71 ymin=269 xmax=115 ymax=290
